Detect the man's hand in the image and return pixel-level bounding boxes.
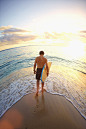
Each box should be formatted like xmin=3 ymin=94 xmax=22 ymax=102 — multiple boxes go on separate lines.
xmin=47 ymin=72 xmax=49 ymax=76
xmin=34 ymin=71 xmax=36 ymax=74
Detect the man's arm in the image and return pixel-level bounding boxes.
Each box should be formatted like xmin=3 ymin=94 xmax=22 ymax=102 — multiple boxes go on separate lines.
xmin=34 ymin=58 xmax=37 ymax=74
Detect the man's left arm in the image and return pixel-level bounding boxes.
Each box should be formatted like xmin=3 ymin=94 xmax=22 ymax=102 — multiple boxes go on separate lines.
xmin=46 ymin=59 xmax=49 ymax=76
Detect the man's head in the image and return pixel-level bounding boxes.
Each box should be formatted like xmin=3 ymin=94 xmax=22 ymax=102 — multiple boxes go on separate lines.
xmin=39 ymin=51 xmax=44 ymax=55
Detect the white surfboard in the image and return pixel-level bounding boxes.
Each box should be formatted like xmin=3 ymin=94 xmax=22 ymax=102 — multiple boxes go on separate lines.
xmin=41 ymin=62 xmax=52 ymax=83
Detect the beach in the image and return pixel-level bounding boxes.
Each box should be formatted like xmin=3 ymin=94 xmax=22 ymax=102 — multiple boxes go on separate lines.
xmin=0 ymin=92 xmax=86 ymax=129
xmin=0 ymin=45 xmax=86 ymax=128
xmin=0 ymin=0 xmax=86 ymax=128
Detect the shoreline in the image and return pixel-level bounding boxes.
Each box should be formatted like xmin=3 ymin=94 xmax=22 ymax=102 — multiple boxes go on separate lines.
xmin=0 ymin=91 xmax=86 ymax=120
xmin=47 ymin=91 xmax=86 ymax=120
xmin=0 ymin=66 xmax=86 ymax=120
xmin=0 ymin=92 xmax=86 ymax=129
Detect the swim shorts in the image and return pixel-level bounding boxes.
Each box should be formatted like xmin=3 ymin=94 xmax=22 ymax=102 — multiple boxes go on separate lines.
xmin=36 ymin=68 xmax=43 ymax=80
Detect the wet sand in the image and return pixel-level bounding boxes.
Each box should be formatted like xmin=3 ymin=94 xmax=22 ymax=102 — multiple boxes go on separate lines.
xmin=0 ymin=92 xmax=86 ymax=129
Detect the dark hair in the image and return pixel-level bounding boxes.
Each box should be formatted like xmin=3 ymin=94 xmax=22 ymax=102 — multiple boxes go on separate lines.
xmin=39 ymin=51 xmax=44 ymax=55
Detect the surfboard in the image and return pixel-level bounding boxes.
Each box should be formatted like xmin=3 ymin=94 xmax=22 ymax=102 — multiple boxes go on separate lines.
xmin=41 ymin=62 xmax=52 ymax=83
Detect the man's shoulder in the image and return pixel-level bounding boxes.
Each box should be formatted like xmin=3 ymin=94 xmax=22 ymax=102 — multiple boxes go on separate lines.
xmin=43 ymin=57 xmax=47 ymax=63
xmin=36 ymin=56 xmax=40 ymax=60
xmin=36 ymin=56 xmax=47 ymax=61
xmin=36 ymin=56 xmax=39 ymax=58
xmin=44 ymin=57 xmax=47 ymax=60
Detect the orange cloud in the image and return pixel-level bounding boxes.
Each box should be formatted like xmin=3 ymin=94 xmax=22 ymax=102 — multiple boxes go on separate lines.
xmin=0 ymin=25 xmax=13 ymax=30
xmin=0 ymin=26 xmax=86 ymax=49
xmin=43 ymin=31 xmax=86 ymax=43
xmin=0 ymin=26 xmax=38 ymax=46
xmin=1 ymin=28 xmax=30 ymax=35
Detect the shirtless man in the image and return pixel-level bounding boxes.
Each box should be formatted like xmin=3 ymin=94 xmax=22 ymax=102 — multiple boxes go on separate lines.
xmin=34 ymin=51 xmax=49 ymax=96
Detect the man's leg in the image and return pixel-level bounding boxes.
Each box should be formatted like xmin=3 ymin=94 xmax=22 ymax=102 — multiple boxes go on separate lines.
xmin=36 ymin=80 xmax=39 ymax=96
xmin=41 ymin=82 xmax=44 ymax=92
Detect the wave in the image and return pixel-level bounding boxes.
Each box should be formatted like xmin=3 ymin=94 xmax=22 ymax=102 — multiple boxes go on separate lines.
xmin=0 ymin=73 xmax=86 ymax=119
xmin=0 ymin=45 xmax=86 ymax=81
xmin=73 ymin=68 xmax=86 ymax=75
xmin=46 ymin=55 xmax=86 ymax=74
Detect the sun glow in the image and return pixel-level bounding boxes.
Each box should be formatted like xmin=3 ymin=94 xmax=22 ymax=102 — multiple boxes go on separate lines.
xmin=63 ymin=40 xmax=86 ymax=60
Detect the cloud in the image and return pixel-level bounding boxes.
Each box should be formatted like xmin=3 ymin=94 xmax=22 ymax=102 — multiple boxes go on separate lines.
xmin=44 ymin=31 xmax=62 ymax=39
xmin=78 ymin=34 xmax=86 ymax=38
xmin=78 ymin=30 xmax=86 ymax=38
xmin=1 ymin=28 xmax=30 ymax=35
xmin=0 ymin=26 xmax=38 ymax=46
xmin=0 ymin=26 xmax=31 ymax=35
xmin=0 ymin=25 xmax=13 ymax=30
xmin=0 ymin=34 xmax=37 ymax=43
xmin=0 ymin=26 xmax=86 ymax=48
xmin=79 ymin=30 xmax=86 ymax=33
xmin=43 ymin=31 xmax=86 ymax=44
xmin=44 ymin=31 xmax=53 ymax=39
xmin=44 ymin=31 xmax=72 ymax=41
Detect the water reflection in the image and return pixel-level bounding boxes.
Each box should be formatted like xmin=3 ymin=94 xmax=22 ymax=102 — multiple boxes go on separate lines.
xmin=62 ymin=42 xmax=86 ymax=62
xmin=34 ymin=92 xmax=45 ymax=113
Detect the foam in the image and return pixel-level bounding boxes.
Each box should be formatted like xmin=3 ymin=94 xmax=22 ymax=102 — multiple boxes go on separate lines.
xmin=0 ymin=73 xmax=86 ymax=119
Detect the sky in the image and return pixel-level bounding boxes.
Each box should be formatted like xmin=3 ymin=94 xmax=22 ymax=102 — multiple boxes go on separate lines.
xmin=0 ymin=0 xmax=86 ymax=51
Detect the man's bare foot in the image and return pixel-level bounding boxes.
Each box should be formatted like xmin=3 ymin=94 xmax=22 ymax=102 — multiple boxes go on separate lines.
xmin=36 ymin=92 xmax=38 ymax=96
xmin=41 ymin=88 xmax=46 ymax=92
xmin=41 ymin=89 xmax=44 ymax=92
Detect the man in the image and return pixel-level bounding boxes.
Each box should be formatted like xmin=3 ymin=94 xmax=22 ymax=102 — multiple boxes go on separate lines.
xmin=34 ymin=51 xmax=49 ymax=96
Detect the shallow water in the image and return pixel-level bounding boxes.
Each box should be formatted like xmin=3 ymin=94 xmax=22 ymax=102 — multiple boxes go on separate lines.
xmin=0 ymin=45 xmax=86 ymax=119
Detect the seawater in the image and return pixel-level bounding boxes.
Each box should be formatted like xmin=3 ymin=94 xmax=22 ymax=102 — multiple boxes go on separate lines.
xmin=0 ymin=45 xmax=86 ymax=119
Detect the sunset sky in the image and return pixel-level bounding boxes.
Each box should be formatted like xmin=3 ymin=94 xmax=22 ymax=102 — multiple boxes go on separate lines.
xmin=0 ymin=0 xmax=86 ymax=51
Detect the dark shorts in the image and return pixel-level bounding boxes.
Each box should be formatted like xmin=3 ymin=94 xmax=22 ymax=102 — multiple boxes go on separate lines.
xmin=36 ymin=68 xmax=43 ymax=80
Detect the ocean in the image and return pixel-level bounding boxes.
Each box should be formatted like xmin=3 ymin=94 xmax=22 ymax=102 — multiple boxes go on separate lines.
xmin=0 ymin=45 xmax=86 ymax=119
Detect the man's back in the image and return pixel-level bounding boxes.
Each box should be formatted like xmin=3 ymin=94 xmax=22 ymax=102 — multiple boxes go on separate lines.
xmin=36 ymin=55 xmax=47 ymax=68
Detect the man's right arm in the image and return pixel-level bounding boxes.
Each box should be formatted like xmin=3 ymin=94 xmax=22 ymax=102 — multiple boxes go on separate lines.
xmin=34 ymin=58 xmax=37 ymax=74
